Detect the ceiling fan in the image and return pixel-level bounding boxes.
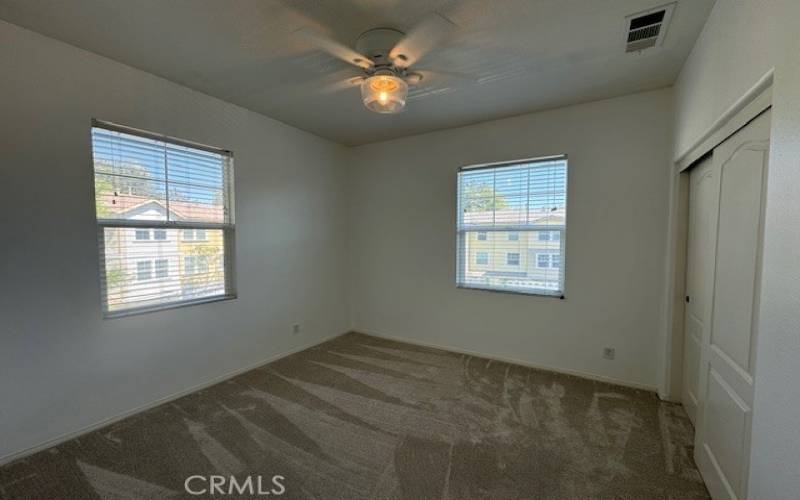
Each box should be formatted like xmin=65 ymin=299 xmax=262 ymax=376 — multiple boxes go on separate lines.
xmin=295 ymin=13 xmax=458 ymax=114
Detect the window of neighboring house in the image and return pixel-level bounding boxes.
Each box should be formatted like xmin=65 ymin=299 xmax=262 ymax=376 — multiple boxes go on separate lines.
xmin=182 ymin=229 xmax=207 ymax=241
xmin=136 ymin=260 xmax=152 ymax=281
xmin=476 ymin=252 xmax=489 ymax=265
xmin=184 ymin=256 xmax=196 ymax=275
xmin=185 ymin=255 xmax=209 ymax=276
xmin=457 ymin=156 xmax=567 ymax=296
xmin=154 ymin=259 xmax=169 ymax=278
xmin=92 ymin=121 xmax=235 ymax=316
xmin=537 ymin=254 xmax=551 ymax=268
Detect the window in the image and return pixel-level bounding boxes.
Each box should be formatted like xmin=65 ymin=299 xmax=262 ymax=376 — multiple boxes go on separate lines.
xmin=537 ymin=230 xmax=561 ymax=241
xmin=182 ymin=229 xmax=207 ymax=241
xmin=184 ymin=255 xmax=209 ymax=276
xmin=457 ymin=156 xmax=567 ymax=296
xmin=507 ymin=253 xmax=520 ymax=266
xmin=537 ymin=254 xmax=551 ymax=268
xmin=92 ymin=121 xmax=235 ymax=316
xmin=154 ymin=259 xmax=169 ymax=278
xmin=136 ymin=261 xmax=152 ymax=281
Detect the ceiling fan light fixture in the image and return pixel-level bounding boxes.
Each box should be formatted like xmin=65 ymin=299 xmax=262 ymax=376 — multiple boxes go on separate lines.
xmin=361 ymin=73 xmax=407 ymax=114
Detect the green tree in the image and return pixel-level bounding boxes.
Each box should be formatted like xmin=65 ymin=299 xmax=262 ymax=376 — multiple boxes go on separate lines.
xmin=94 ymin=175 xmax=115 ymax=217
xmin=105 ymin=266 xmax=127 ymax=289
xmin=186 ymin=244 xmax=222 ymax=286
xmin=94 ymin=161 xmax=157 ymax=197
xmin=463 ymin=184 xmax=508 ymax=212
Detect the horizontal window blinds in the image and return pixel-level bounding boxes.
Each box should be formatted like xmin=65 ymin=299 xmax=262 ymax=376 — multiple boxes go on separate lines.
xmin=92 ymin=122 xmax=235 ymax=316
xmin=456 ymin=157 xmax=567 ymax=296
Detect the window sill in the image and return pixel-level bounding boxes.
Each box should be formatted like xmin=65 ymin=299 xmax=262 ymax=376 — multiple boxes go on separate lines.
xmin=456 ymin=285 xmax=565 ymax=299
xmin=103 ymin=294 xmax=237 ymax=319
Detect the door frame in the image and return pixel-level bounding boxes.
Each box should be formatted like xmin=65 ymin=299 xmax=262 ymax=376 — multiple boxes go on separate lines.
xmin=659 ymin=70 xmax=774 ymax=402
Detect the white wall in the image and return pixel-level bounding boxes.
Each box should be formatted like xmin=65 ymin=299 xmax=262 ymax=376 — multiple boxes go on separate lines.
xmin=347 ymin=89 xmax=674 ymax=390
xmin=674 ymin=1 xmax=800 ymax=497
xmin=0 ymin=20 xmax=350 ymax=461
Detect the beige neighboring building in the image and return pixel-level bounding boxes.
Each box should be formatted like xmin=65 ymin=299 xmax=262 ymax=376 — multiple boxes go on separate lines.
xmin=462 ymin=210 xmax=565 ymax=291
xmin=97 ymin=193 xmax=226 ymax=310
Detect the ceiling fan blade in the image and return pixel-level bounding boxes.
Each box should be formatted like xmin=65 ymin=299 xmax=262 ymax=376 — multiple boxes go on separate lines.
xmin=319 ymin=76 xmax=365 ymax=94
xmin=389 ymin=12 xmax=457 ymax=68
xmin=294 ymin=27 xmax=373 ymax=69
xmin=413 ymin=69 xmax=478 ymax=84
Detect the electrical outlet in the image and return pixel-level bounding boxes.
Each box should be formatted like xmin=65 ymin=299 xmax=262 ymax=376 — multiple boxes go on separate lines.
xmin=603 ymin=347 xmax=615 ymax=360
xmin=292 ymin=324 xmax=301 ymax=335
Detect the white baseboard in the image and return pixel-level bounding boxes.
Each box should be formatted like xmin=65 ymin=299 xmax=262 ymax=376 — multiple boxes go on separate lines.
xmin=358 ymin=330 xmax=659 ymax=393
xmin=0 ymin=331 xmax=348 ymax=467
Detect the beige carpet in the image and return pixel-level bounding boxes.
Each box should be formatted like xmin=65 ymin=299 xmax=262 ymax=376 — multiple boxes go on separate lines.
xmin=0 ymin=332 xmax=709 ymax=499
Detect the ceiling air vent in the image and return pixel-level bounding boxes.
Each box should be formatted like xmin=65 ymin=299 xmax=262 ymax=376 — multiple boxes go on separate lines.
xmin=624 ymin=3 xmax=675 ymax=53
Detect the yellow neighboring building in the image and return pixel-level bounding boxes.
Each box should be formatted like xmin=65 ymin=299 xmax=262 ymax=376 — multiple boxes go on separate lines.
xmin=463 ymin=211 xmax=565 ymax=291
xmin=178 ymin=227 xmax=226 ymax=299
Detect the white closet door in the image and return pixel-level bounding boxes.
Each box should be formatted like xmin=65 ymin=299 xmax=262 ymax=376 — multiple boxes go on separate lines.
xmin=682 ymin=155 xmax=720 ymax=425
xmin=695 ymin=110 xmax=771 ymax=500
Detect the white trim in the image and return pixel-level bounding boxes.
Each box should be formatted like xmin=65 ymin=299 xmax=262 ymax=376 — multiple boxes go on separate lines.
xmin=675 ymin=69 xmax=774 ymax=170
xmin=660 ymin=71 xmax=773 ymax=401
xmin=357 ymin=330 xmax=659 ymax=393
xmin=0 ymin=331 xmax=349 ymax=466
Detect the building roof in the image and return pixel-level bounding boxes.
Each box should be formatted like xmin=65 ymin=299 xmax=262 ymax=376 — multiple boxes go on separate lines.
xmin=98 ymin=193 xmax=225 ymax=223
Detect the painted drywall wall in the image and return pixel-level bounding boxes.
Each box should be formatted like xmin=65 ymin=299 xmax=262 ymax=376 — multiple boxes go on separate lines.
xmin=347 ymin=89 xmax=674 ymax=390
xmin=674 ymin=1 xmax=800 ymax=497
xmin=673 ymin=0 xmax=776 ymax=158
xmin=0 ymin=20 xmax=350 ymax=461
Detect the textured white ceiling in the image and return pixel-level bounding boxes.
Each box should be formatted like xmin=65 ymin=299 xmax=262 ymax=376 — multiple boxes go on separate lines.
xmin=0 ymin=0 xmax=714 ymax=145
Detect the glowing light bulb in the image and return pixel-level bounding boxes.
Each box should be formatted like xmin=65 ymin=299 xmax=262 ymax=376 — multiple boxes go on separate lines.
xmin=361 ymin=73 xmax=408 ymax=113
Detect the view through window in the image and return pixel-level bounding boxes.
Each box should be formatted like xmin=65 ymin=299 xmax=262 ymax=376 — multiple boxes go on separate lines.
xmin=456 ymin=156 xmax=567 ymax=296
xmin=92 ymin=121 xmax=235 ymax=315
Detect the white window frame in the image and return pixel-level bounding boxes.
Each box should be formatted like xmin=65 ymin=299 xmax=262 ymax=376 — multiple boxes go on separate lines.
xmin=476 ymin=251 xmax=489 ymax=265
xmin=93 ymin=119 xmax=236 ymax=317
xmin=507 ymin=252 xmax=521 ymax=266
xmin=456 ymin=155 xmax=567 ymax=297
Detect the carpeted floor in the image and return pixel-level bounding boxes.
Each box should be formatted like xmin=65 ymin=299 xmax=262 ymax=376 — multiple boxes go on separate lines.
xmin=0 ymin=332 xmax=709 ymax=499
